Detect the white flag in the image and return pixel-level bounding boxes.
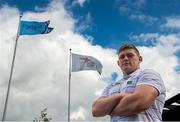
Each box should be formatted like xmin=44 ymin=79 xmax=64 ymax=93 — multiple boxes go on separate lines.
xmin=71 ymin=53 xmax=103 ymax=74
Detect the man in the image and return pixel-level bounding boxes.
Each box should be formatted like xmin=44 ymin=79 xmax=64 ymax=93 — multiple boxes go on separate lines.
xmin=92 ymin=44 xmax=166 ymax=121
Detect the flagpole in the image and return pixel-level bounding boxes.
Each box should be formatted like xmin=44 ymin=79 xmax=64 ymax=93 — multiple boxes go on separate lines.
xmin=68 ymin=49 xmax=72 ymax=122
xmin=2 ymin=15 xmax=22 ymax=122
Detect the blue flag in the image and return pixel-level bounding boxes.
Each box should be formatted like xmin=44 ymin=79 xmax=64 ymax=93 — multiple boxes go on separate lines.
xmin=19 ymin=20 xmax=53 ymax=35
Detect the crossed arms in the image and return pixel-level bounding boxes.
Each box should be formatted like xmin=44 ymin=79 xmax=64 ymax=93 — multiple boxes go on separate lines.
xmin=92 ymin=85 xmax=159 ymax=117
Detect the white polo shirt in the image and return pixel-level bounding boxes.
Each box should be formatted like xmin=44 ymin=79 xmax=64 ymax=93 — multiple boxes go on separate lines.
xmin=101 ymin=69 xmax=166 ymax=121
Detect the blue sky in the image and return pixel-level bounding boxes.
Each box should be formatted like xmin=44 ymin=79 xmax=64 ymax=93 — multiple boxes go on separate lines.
xmin=69 ymin=0 xmax=180 ymax=48
xmin=2 ymin=0 xmax=179 ymax=64
xmin=8 ymin=0 xmax=180 ymax=61
xmin=1 ymin=0 xmax=180 ymax=49
xmin=0 ymin=0 xmax=50 ymax=12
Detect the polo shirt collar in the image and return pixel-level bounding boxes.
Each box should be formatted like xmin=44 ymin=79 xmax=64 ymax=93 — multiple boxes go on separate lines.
xmin=123 ymin=68 xmax=141 ymax=79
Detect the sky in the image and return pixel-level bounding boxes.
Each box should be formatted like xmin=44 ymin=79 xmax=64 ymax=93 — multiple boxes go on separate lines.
xmin=0 ymin=0 xmax=180 ymax=121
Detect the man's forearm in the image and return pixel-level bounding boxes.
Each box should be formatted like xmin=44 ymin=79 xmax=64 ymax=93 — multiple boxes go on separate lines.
xmin=92 ymin=94 xmax=123 ymax=117
xmin=110 ymin=94 xmax=143 ymax=116
xmin=110 ymin=85 xmax=158 ymax=116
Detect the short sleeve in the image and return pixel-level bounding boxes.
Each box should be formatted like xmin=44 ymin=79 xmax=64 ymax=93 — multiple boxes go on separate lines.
xmin=137 ymin=69 xmax=165 ymax=95
xmin=100 ymin=84 xmax=111 ymax=97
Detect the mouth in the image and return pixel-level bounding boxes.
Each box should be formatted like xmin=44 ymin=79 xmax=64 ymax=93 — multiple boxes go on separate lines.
xmin=123 ymin=62 xmax=130 ymax=66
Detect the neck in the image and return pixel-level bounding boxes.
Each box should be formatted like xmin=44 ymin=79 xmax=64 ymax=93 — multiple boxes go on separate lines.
xmin=123 ymin=68 xmax=140 ymax=76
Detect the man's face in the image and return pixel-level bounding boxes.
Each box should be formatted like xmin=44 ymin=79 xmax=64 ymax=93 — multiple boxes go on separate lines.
xmin=118 ymin=49 xmax=142 ymax=75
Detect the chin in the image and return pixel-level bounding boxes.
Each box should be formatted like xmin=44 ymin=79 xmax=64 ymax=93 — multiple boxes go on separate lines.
xmin=123 ymin=67 xmax=131 ymax=71
xmin=123 ymin=68 xmax=133 ymax=74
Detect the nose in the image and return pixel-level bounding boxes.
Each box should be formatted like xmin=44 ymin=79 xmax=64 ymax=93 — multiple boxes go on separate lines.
xmin=123 ymin=55 xmax=129 ymax=60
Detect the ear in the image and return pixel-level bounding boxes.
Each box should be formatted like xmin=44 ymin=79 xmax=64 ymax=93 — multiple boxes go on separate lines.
xmin=117 ymin=60 xmax=120 ymax=66
xmin=139 ymin=56 xmax=143 ymax=62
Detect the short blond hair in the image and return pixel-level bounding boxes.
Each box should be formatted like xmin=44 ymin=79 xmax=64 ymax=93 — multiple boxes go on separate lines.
xmin=118 ymin=44 xmax=140 ymax=55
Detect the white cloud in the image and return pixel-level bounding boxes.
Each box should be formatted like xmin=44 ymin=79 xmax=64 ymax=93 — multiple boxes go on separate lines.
xmin=115 ymin=0 xmax=158 ymax=24
xmin=71 ymin=106 xmax=86 ymax=120
xmin=130 ymin=14 xmax=158 ymax=25
xmin=116 ymin=0 xmax=146 ymax=14
xmin=132 ymin=33 xmax=180 ymax=99
xmin=72 ymin=0 xmax=87 ymax=7
xmin=162 ymin=17 xmax=180 ymax=29
xmin=0 ymin=0 xmax=119 ymax=121
xmin=75 ymin=12 xmax=93 ymax=32
xmin=129 ymin=33 xmax=160 ymax=44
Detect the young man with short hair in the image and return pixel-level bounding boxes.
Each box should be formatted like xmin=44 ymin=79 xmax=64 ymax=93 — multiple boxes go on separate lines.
xmin=92 ymin=44 xmax=166 ymax=121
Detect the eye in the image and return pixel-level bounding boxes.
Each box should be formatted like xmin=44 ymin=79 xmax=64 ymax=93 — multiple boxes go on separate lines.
xmin=119 ymin=53 xmax=135 ymax=60
xmin=126 ymin=53 xmax=134 ymax=58
xmin=119 ymin=55 xmax=125 ymax=60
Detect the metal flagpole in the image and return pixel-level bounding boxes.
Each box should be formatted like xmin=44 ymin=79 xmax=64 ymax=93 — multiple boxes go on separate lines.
xmin=68 ymin=49 xmax=72 ymax=122
xmin=2 ymin=15 xmax=22 ymax=122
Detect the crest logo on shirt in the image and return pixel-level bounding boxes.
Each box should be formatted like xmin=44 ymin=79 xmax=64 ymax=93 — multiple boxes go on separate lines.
xmin=127 ymin=80 xmax=132 ymax=85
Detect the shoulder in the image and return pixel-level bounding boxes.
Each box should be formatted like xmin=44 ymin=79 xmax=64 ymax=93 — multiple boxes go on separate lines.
xmin=136 ymin=68 xmax=164 ymax=87
xmin=101 ymin=80 xmax=122 ymax=96
xmin=142 ymin=69 xmax=159 ymax=74
xmin=137 ymin=69 xmax=166 ymax=95
xmin=139 ymin=69 xmax=161 ymax=78
xmin=101 ymin=81 xmax=116 ymax=92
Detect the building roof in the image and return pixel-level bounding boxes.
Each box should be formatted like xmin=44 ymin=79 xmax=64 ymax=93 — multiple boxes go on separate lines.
xmin=162 ymin=93 xmax=180 ymax=121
